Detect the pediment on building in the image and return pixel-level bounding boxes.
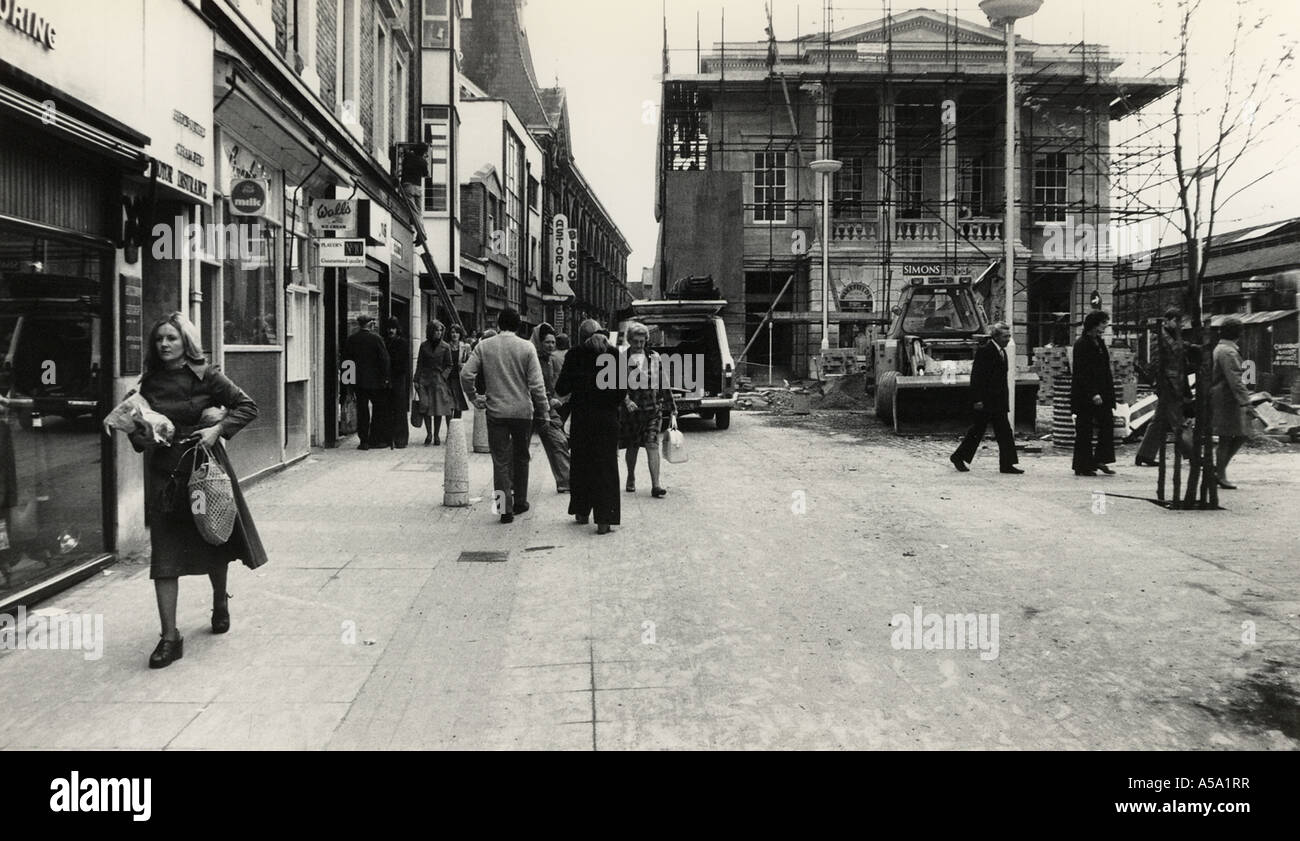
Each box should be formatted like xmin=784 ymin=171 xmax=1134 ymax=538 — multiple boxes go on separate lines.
xmin=826 ymin=9 xmax=1019 ymax=47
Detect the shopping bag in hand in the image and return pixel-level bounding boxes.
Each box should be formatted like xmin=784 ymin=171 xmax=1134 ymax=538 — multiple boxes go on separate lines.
xmin=661 ymin=416 xmax=688 ymax=464
xmin=186 ymin=444 xmax=237 ymax=545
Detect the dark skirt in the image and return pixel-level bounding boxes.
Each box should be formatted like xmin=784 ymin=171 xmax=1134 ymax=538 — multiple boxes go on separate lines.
xmin=147 ymin=442 xmax=268 ymax=578
xmin=569 ymin=406 xmax=621 ymax=526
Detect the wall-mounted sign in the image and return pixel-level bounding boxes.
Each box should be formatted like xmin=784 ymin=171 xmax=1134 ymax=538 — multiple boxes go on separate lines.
xmin=310 ymin=198 xmax=358 ymax=235
xmin=230 ymin=178 xmax=268 ymax=216
xmin=317 ymin=238 xmax=366 ymax=267
xmin=550 ymin=213 xmax=575 ymax=298
xmin=1274 ymin=343 xmax=1299 ymax=368
xmin=2 ymin=2 xmax=57 ymax=50
xmin=902 ymin=264 xmax=942 ymax=276
xmin=120 ymin=273 xmax=142 ymax=375
xmin=838 ymin=281 xmax=875 ymax=312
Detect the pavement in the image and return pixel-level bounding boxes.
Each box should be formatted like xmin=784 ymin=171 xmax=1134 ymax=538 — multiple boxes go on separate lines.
xmin=0 ymin=405 xmax=1297 ymax=750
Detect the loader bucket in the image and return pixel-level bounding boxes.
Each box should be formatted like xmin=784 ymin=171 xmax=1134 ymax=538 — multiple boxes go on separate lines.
xmin=875 ymin=373 xmax=1039 ymax=435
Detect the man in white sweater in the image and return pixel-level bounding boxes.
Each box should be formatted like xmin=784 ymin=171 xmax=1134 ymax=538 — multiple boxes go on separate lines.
xmin=461 ymin=308 xmax=550 ymax=523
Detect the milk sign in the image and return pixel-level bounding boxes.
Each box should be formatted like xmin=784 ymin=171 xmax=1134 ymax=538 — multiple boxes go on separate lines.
xmin=310 ymin=198 xmax=357 ymax=235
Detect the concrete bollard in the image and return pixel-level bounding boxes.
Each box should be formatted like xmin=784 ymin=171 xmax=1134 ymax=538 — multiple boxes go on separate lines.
xmin=443 ymin=418 xmax=469 ymax=507
xmin=472 ymin=404 xmax=490 ymax=453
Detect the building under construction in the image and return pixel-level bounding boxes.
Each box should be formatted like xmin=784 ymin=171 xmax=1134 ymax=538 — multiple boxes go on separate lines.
xmin=653 ymin=4 xmax=1176 ymax=380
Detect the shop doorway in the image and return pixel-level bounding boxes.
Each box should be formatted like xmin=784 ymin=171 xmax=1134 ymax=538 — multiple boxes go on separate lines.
xmin=1028 ymin=272 xmax=1074 ymax=359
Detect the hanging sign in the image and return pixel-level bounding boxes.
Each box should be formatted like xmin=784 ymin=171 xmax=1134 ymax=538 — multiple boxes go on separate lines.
xmin=230 ymin=178 xmax=268 ymax=216
xmin=316 ymin=238 xmax=366 ymax=267
xmin=310 ymin=198 xmax=358 ymax=234
xmin=551 ymin=213 xmax=575 ymax=298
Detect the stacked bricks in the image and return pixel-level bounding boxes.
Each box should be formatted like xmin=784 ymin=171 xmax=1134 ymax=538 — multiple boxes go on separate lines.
xmin=1034 ymin=347 xmax=1072 ymax=406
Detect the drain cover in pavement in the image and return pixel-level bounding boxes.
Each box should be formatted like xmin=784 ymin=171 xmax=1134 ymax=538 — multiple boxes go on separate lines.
xmin=457 ymin=550 xmax=509 ymax=563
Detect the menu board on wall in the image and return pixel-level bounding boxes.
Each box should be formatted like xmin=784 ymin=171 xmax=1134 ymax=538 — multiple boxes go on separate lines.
xmin=120 ymin=274 xmax=143 ymax=375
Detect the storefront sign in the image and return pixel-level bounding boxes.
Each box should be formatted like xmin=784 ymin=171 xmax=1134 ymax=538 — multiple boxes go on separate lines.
xmin=120 ymin=273 xmax=142 ymax=375
xmin=317 ymin=238 xmax=366 ymax=267
xmin=550 ymin=213 xmax=577 ymax=298
xmin=310 ymin=198 xmax=358 ymax=235
xmin=1274 ymin=343 xmax=1299 ymax=368
xmin=838 ymin=281 xmax=875 ymax=312
xmin=902 ymin=264 xmax=942 ymax=276
xmin=1 ymin=1 xmax=57 ymax=50
xmin=230 ymin=178 xmax=268 ymax=216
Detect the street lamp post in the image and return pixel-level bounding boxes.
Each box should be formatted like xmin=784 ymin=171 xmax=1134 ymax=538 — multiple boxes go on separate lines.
xmin=980 ymin=0 xmax=1042 ymax=429
xmin=811 ymin=158 xmax=843 ymax=354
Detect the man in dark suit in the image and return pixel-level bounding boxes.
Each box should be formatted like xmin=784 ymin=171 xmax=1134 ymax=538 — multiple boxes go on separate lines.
xmin=950 ymin=321 xmax=1022 ymax=474
xmin=341 ymin=314 xmax=391 ymax=450
xmin=1071 ymin=310 xmax=1116 ymax=476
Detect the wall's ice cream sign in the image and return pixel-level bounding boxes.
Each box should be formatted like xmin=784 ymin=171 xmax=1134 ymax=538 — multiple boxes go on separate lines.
xmin=0 ymin=0 xmax=57 ymax=49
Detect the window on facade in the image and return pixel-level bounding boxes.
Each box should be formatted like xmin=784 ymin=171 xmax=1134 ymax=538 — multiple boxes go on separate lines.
xmin=422 ymin=0 xmax=449 ymax=47
xmin=753 ymin=152 xmax=787 ymax=222
xmin=222 ymin=206 xmax=278 ymax=346
xmin=422 ymin=106 xmax=449 ymax=212
xmin=337 ymin=0 xmax=356 ymax=111
xmin=505 ymin=131 xmax=523 ymax=273
xmin=897 ymin=157 xmax=923 ymax=217
xmin=375 ymin=26 xmax=388 ymax=151
xmin=665 ymin=86 xmax=710 ymax=171
xmin=1033 ymin=152 xmax=1069 ymax=222
xmin=833 ymin=157 xmax=865 ymax=219
xmin=958 ymin=157 xmax=984 ymax=217
xmin=527 ymin=176 xmax=539 ymax=212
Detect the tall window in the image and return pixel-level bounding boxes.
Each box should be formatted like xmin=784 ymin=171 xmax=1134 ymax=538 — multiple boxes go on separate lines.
xmin=753 ymin=152 xmax=787 ymax=222
xmin=897 ymin=157 xmax=923 ymax=217
xmin=336 ymin=0 xmax=357 ymax=112
xmin=421 ymin=106 xmax=449 ymax=212
xmin=958 ymin=157 xmax=984 ymax=217
xmin=374 ymin=26 xmax=388 ymax=150
xmin=505 ymin=131 xmax=523 ymax=272
xmin=833 ymin=157 xmax=865 ymax=219
xmin=1033 ymin=152 xmax=1069 ymax=222
xmin=422 ymin=0 xmax=449 ymax=47
xmin=394 ymin=59 xmax=407 ymax=144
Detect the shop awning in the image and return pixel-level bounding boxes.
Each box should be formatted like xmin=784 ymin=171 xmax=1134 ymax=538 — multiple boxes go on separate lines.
xmin=1209 ymin=310 xmax=1298 ymax=326
xmin=0 ymin=82 xmax=147 ymax=165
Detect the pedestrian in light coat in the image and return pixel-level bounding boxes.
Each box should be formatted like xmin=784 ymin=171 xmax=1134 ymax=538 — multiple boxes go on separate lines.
xmin=530 ymin=322 xmax=571 ymax=493
xmin=1211 ymin=316 xmax=1263 ymax=489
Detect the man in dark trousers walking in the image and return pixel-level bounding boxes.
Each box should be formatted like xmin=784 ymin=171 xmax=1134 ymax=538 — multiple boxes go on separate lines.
xmin=1071 ymin=310 xmax=1117 ymax=476
xmin=341 ymin=314 xmax=391 ymax=450
xmin=950 ymin=321 xmax=1022 ymax=474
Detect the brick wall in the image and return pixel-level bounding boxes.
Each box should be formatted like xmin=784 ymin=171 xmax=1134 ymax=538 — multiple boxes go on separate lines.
xmin=359 ymin=0 xmax=374 ymax=146
xmin=318 ymin=0 xmax=337 ymax=110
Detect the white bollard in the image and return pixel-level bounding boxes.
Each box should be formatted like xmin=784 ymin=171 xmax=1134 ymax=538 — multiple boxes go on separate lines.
xmin=472 ymin=403 xmax=490 ymax=453
xmin=443 ymin=417 xmax=469 ymax=507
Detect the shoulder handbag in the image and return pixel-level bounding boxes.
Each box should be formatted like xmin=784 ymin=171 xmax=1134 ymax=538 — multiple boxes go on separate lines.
xmin=661 ymin=415 xmax=688 ymax=464
xmin=184 ymin=443 xmax=237 ymax=545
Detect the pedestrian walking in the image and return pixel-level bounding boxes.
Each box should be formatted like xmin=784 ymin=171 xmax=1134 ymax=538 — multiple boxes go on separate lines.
xmin=128 ymin=313 xmax=267 ymax=669
xmin=461 ymin=308 xmax=550 ymax=524
xmin=1211 ymin=316 xmax=1263 ymax=489
xmin=447 ymin=324 xmax=470 ymax=419
xmin=554 ymin=332 xmax=572 ymax=429
xmin=414 ymin=320 xmax=456 ymax=446
xmin=383 ymin=317 xmax=410 ymax=449
xmin=529 ymin=322 xmax=572 ymax=493
xmin=556 ymin=319 xmax=624 ymax=534
xmin=950 ymin=321 xmax=1022 ymax=474
xmin=1135 ymin=308 xmax=1192 ymax=465
xmin=618 ymin=321 xmax=677 ymax=497
xmin=1071 ymin=310 xmax=1117 ymax=477
xmin=340 ymin=314 xmax=390 ymax=450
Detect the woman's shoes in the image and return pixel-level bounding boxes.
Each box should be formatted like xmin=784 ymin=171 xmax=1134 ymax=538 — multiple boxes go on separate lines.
xmin=651 ymin=487 xmax=667 ymax=498
xmin=1217 ymin=477 xmax=1238 ymax=490
xmin=1135 ymin=457 xmax=1159 ymax=467
xmin=212 ymin=593 xmax=231 ymax=634
xmin=424 ymin=434 xmax=432 ymax=446
xmin=625 ymin=480 xmax=636 ymax=493
xmin=149 ymin=633 xmax=184 ymax=669
xmin=433 ymin=436 xmax=441 ymax=446
xmin=596 ymin=523 xmax=612 ymax=535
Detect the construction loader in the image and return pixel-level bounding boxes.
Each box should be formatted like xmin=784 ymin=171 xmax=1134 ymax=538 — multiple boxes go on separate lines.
xmin=873 ymin=277 xmax=1038 ymax=433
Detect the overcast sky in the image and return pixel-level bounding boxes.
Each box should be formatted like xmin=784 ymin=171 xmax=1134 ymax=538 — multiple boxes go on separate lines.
xmin=522 ymin=0 xmax=1300 ymax=272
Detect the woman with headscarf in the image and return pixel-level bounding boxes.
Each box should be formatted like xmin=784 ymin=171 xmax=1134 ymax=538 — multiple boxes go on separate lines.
xmin=414 ymin=320 xmax=456 ymax=445
xmin=529 ymin=322 xmax=571 ymax=493
xmin=556 ymin=319 xmax=624 ymax=534
xmin=126 ymin=312 xmax=266 ymax=668
xmin=1211 ymin=316 xmax=1264 ymax=489
xmin=618 ymin=321 xmax=677 ymax=497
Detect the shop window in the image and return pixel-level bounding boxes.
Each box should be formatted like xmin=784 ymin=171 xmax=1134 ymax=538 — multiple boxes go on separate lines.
xmin=222 ymin=210 xmax=279 ymax=345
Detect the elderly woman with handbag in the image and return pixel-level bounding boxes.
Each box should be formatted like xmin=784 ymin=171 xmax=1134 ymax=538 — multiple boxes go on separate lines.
xmin=618 ymin=321 xmax=677 ymax=498
xmin=127 ymin=313 xmax=265 ymax=669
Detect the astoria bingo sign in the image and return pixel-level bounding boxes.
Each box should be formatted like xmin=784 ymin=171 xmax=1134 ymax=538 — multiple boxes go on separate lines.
xmin=549 ymin=213 xmax=576 ymax=299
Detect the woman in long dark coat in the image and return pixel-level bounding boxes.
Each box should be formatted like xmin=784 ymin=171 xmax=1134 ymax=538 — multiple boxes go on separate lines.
xmin=414 ymin=320 xmax=456 ymax=445
xmin=446 ymin=324 xmax=470 ymax=418
xmin=384 ymin=317 xmax=411 ymax=449
xmin=128 ymin=312 xmax=266 ymax=669
xmin=1070 ymin=310 xmax=1117 ymax=476
xmin=556 ymin=319 xmax=624 ymax=534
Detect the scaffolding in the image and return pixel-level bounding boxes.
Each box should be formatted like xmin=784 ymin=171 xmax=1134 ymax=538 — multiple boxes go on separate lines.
xmin=657 ymin=0 xmax=1178 ymax=381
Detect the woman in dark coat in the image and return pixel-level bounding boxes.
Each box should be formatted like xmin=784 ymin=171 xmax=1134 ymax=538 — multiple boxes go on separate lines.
xmin=1070 ymin=310 xmax=1117 ymax=477
xmin=446 ymin=324 xmax=470 ymax=418
xmin=384 ymin=317 xmax=411 ymax=449
xmin=128 ymin=312 xmax=265 ymax=669
xmin=556 ymin=319 xmax=624 ymax=534
xmin=414 ymin=320 xmax=456 ymax=445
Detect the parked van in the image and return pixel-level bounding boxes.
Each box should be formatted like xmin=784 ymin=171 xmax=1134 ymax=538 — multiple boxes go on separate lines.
xmin=623 ymin=298 xmax=737 ymax=429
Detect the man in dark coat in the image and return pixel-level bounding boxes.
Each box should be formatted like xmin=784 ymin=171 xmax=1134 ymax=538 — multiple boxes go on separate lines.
xmin=950 ymin=321 xmax=1022 ymax=474
xmin=1135 ymin=307 xmax=1191 ymax=465
xmin=341 ymin=314 xmax=391 ymax=450
xmin=1071 ymin=310 xmax=1117 ymax=476
xmin=384 ymin=317 xmax=411 ymax=449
